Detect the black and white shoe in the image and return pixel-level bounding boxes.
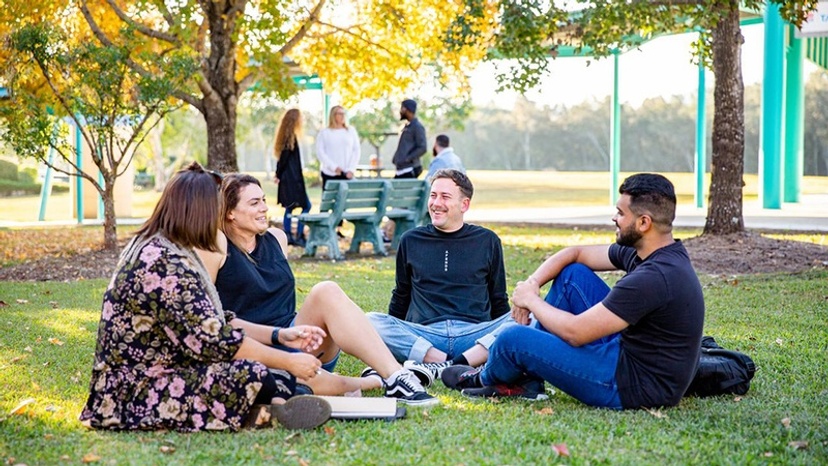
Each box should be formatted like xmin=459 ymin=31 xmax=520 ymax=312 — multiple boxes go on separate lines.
xmin=384 ymin=369 xmax=439 ymax=407
xmin=405 ymin=360 xmax=453 ymax=382
xmin=401 ymin=361 xmax=436 ymax=387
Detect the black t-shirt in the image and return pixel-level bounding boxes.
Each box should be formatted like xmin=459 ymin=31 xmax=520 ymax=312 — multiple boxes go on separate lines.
xmin=215 ymin=233 xmax=296 ymax=328
xmin=388 ymin=223 xmax=510 ymax=325
xmin=604 ymin=241 xmax=704 ymax=408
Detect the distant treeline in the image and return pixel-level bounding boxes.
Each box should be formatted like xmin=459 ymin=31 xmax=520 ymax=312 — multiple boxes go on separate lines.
xmin=427 ymin=73 xmax=828 ymax=176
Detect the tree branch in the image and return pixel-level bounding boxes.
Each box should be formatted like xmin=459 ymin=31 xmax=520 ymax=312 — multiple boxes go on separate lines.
xmin=78 ymin=0 xmax=203 ymax=112
xmin=279 ymin=0 xmax=327 ymax=56
xmin=103 ymin=0 xmax=181 ymax=45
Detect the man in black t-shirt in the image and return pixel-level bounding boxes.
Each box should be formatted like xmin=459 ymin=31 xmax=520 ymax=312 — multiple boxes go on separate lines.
xmin=442 ymin=173 xmax=705 ymax=408
xmin=366 ymin=169 xmax=516 ymax=387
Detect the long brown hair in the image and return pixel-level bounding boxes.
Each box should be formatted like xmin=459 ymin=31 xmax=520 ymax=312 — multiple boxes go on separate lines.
xmin=135 ymin=162 xmax=223 ymax=251
xmin=274 ymin=108 xmax=302 ymax=158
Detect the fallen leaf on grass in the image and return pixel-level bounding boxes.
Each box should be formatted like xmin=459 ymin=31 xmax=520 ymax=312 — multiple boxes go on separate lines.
xmin=733 ymin=396 xmax=743 ymax=402
xmin=9 ymin=398 xmax=35 ymax=415
xmin=298 ymin=459 xmax=309 ymax=466
xmin=23 ymin=347 xmax=32 ymax=353
xmin=763 ymin=452 xmax=773 ymax=457
xmin=324 ymin=426 xmax=335 ymax=435
xmin=0 ymin=300 xmax=7 ymax=307
xmin=788 ymin=441 xmax=808 ymax=450
xmin=552 ymin=443 xmax=570 ymax=457
xmin=646 ymin=408 xmax=667 ymax=419
xmin=60 ymin=455 xmax=70 ymax=461
xmin=284 ymin=450 xmax=298 ymax=456
xmin=16 ymin=299 xmax=28 ymax=304
xmin=45 ymin=405 xmax=58 ymax=412
xmin=159 ymin=446 xmax=176 ymax=454
xmin=49 ymin=301 xmax=59 ymax=309
xmin=781 ymin=417 xmax=791 ymax=429
xmin=775 ymin=338 xmax=784 ymax=346
xmin=10 ymin=356 xmax=25 ymax=364
xmin=535 ymin=407 xmax=555 ymax=416
xmin=81 ymin=453 xmax=101 ymax=463
xmin=48 ymin=337 xmax=64 ymax=346
xmin=35 ymin=337 xmax=41 ymax=343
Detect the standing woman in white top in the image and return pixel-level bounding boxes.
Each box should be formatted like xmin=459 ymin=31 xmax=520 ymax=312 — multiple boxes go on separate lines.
xmin=315 ymin=105 xmax=361 ymax=189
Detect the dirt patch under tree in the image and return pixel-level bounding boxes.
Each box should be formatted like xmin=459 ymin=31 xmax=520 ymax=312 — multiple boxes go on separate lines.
xmin=1 ymin=226 xmax=826 ymax=282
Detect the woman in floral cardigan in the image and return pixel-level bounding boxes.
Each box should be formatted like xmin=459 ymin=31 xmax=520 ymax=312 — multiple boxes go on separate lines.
xmin=80 ymin=163 xmax=330 ymax=432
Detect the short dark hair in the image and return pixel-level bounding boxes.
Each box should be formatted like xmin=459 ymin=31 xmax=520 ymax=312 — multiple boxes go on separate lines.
xmin=135 ymin=162 xmax=223 ymax=251
xmin=435 ymin=134 xmax=450 ymax=148
xmin=619 ymin=173 xmax=677 ymax=227
xmin=431 ymin=169 xmax=473 ymax=200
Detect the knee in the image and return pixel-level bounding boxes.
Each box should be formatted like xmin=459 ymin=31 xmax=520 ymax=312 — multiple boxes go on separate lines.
xmin=309 ymin=281 xmax=344 ymax=300
xmin=493 ymin=325 xmax=531 ymax=349
xmin=558 ymin=263 xmax=593 ymax=281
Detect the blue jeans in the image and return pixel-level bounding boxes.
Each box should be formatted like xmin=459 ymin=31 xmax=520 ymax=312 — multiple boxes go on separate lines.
xmin=366 ymin=312 xmax=516 ymax=363
xmin=481 ymin=263 xmax=623 ymax=409
xmin=283 ymin=201 xmax=311 ymax=239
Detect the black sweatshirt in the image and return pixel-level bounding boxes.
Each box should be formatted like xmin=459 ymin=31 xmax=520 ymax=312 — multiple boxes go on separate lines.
xmin=388 ymin=223 xmax=510 ymax=325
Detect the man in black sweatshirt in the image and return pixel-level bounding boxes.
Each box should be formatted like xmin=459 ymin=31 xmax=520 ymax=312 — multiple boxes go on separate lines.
xmin=366 ymin=169 xmax=515 ymax=386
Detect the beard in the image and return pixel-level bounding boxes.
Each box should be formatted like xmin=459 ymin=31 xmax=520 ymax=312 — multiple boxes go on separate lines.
xmin=399 ymin=111 xmax=406 ymax=120
xmin=615 ymin=223 xmax=642 ymax=247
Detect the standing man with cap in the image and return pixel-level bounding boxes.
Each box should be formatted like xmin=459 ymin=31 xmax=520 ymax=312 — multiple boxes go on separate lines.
xmin=392 ymin=99 xmax=427 ymax=179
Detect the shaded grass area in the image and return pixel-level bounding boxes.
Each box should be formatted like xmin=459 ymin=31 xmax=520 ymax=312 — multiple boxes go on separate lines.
xmin=1 ymin=226 xmax=826 ymax=464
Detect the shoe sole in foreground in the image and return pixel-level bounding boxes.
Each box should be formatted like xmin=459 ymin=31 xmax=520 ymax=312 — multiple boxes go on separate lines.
xmin=460 ymin=387 xmax=549 ymax=401
xmin=273 ymin=395 xmax=332 ymax=430
xmin=390 ymin=393 xmax=440 ymax=407
xmin=402 ymin=361 xmax=435 ymax=388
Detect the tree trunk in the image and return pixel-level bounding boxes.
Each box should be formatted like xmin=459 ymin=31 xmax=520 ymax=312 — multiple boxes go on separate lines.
xmin=102 ymin=176 xmax=118 ymax=251
xmin=704 ymin=2 xmax=745 ymax=235
xmin=204 ymin=97 xmax=238 ymax=173
xmin=201 ymin=1 xmax=241 ymax=174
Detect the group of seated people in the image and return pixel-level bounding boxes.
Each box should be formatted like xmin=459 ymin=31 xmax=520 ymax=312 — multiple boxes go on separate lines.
xmin=80 ymin=165 xmax=705 ymax=432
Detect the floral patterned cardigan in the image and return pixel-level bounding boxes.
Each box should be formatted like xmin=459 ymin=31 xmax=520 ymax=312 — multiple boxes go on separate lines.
xmin=79 ymin=235 xmax=293 ymax=432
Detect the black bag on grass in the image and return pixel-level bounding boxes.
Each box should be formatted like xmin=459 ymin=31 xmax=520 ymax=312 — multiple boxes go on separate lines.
xmin=684 ymin=336 xmax=756 ymax=397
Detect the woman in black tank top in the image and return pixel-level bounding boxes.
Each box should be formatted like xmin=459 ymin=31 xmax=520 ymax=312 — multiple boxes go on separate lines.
xmin=204 ymin=174 xmax=437 ymax=405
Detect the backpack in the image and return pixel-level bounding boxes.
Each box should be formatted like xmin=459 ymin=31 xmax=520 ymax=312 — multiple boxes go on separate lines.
xmin=684 ymin=336 xmax=757 ymax=397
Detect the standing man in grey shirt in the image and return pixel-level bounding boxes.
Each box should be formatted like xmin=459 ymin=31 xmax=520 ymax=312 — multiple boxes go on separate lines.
xmin=392 ymin=99 xmax=427 ymax=179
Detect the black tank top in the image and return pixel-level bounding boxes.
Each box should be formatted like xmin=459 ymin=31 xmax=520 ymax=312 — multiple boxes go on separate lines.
xmin=216 ymin=233 xmax=296 ymax=327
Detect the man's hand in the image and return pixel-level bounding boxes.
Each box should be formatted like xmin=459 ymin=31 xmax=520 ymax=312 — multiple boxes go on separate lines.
xmin=511 ymin=306 xmax=532 ymax=325
xmin=286 ymin=352 xmax=322 ymax=380
xmin=511 ymin=277 xmax=542 ymax=311
xmin=345 ymin=171 xmax=354 ymax=179
xmin=273 ymin=175 xmax=279 ymax=184
xmin=278 ymin=325 xmax=326 ymax=353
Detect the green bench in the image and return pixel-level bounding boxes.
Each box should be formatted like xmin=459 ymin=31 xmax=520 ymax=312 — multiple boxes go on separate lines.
xmin=299 ymin=180 xmax=389 ymax=260
xmin=384 ymin=179 xmax=430 ymax=250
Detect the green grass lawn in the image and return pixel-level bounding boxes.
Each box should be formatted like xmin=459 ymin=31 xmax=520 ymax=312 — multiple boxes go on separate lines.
xmin=5 ymin=171 xmax=828 ymax=223
xmin=1 ymin=225 xmax=826 ymax=465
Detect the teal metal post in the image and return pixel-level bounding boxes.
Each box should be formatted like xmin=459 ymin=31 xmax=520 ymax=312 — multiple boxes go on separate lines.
xmin=38 ymin=126 xmax=58 ymax=221
xmin=75 ymin=123 xmax=84 ymax=224
xmin=609 ymin=50 xmax=621 ymax=206
xmin=760 ymin=4 xmax=785 ymax=209
xmin=695 ymin=58 xmax=707 ymax=208
xmin=784 ymin=26 xmax=804 ymax=203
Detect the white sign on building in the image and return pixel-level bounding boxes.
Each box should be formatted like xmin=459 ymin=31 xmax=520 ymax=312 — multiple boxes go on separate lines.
xmin=796 ymin=1 xmax=828 ymax=38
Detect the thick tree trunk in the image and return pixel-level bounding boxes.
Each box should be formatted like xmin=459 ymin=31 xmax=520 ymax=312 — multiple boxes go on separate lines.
xmin=201 ymin=0 xmax=241 ymax=174
xmin=704 ymin=2 xmax=745 ymax=235
xmin=102 ymin=177 xmax=118 ymax=251
xmin=204 ymin=98 xmax=238 ymax=173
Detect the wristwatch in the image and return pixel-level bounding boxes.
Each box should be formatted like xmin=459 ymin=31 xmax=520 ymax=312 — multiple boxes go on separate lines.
xmin=270 ymin=327 xmax=282 ymax=346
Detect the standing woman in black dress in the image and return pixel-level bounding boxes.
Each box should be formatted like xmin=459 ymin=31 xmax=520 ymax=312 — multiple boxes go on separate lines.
xmin=274 ymin=109 xmax=311 ymax=246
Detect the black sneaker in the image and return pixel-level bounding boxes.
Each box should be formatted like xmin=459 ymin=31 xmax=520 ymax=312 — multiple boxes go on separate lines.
xmin=405 ymin=360 xmax=452 ymax=382
xmin=461 ymin=378 xmax=549 ymax=401
xmin=441 ymin=365 xmax=483 ymax=390
xmin=384 ymin=369 xmax=439 ymax=407
xmin=360 ymin=366 xmax=383 ymax=384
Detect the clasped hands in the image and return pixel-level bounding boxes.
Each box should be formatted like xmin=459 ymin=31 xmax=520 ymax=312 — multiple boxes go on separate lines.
xmin=278 ymin=325 xmax=327 ymax=380
xmin=510 ymin=276 xmax=542 ymax=325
